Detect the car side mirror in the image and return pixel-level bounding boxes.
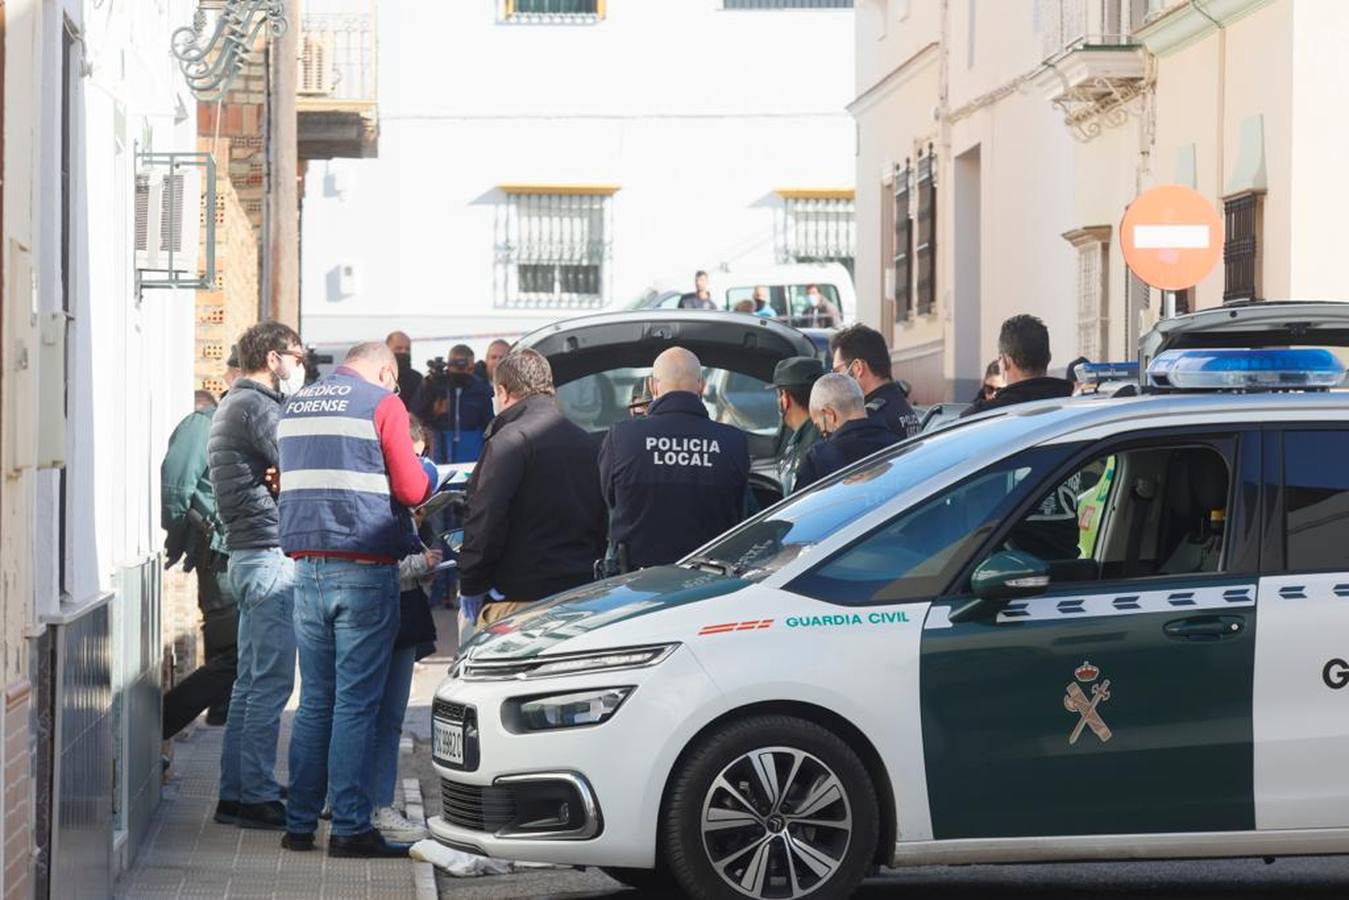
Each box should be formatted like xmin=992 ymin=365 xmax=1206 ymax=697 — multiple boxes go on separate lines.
xmin=950 ymin=551 xmax=1050 ymax=623
xmin=972 ymin=550 xmax=1050 ymax=600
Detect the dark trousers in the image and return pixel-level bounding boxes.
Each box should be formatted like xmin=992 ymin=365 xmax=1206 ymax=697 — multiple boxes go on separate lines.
xmin=163 ymin=547 xmax=239 ymax=740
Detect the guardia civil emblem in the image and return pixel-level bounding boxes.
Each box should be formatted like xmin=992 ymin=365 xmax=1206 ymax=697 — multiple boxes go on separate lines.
xmin=1063 ymin=660 xmax=1112 ymax=745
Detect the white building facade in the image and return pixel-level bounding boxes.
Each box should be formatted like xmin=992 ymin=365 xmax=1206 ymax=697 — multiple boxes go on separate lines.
xmin=3 ymin=0 xmax=201 ymax=894
xmin=300 ymin=0 xmax=857 ymax=356
xmin=852 ymin=0 xmax=1349 ymax=404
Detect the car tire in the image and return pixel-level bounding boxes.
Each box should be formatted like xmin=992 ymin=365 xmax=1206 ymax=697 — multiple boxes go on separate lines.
xmin=661 ymin=714 xmax=879 ymax=900
xmin=600 ymin=865 xmax=683 ymax=895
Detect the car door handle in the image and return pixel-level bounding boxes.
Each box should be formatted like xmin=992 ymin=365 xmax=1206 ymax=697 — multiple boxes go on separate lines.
xmin=1163 ymin=615 xmax=1245 ymax=642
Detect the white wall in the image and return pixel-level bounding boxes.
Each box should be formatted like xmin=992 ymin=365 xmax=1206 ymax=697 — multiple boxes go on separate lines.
xmin=301 ymin=0 xmax=856 ymax=353
xmin=31 ymin=0 xmax=198 ymax=615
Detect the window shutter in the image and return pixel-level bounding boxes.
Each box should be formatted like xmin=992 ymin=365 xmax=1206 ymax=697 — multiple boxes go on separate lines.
xmin=915 ymin=152 xmax=936 ymax=315
xmin=893 ymin=164 xmax=912 ymax=320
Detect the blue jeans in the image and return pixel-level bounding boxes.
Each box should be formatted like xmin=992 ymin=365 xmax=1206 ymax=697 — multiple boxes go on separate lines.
xmin=286 ymin=558 xmax=400 ymax=837
xmin=371 ymin=646 xmax=416 ymax=809
xmin=219 ymin=548 xmax=296 ymax=805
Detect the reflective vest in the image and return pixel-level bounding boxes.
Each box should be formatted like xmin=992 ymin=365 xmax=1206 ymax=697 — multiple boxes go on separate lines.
xmin=277 ymin=370 xmax=417 ymax=560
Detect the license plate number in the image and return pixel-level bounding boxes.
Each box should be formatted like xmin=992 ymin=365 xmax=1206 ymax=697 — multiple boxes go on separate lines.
xmin=433 ymin=719 xmax=465 ymax=766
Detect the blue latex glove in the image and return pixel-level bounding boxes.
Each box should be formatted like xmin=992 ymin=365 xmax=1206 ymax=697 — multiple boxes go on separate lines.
xmin=460 ymin=593 xmax=487 ymax=623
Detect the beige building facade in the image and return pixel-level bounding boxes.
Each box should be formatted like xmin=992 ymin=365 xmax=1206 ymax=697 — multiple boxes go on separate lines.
xmin=853 ymin=0 xmax=1349 ymax=403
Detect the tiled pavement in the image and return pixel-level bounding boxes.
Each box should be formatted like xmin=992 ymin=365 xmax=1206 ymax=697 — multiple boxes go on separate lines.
xmin=115 ymin=717 xmax=423 ymax=900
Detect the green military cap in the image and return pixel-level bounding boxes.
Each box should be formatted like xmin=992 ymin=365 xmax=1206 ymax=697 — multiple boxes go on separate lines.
xmin=769 ymin=356 xmax=825 ymax=389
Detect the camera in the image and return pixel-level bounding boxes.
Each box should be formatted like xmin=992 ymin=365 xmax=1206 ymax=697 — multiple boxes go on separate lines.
xmin=427 ymin=356 xmax=449 ymax=377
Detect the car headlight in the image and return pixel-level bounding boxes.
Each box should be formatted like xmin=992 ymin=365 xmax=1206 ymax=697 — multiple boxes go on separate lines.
xmin=460 ymin=643 xmax=678 ymax=681
xmin=504 ymin=687 xmax=633 ymax=733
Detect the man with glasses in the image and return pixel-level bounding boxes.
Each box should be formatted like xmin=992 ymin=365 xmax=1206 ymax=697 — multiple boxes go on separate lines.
xmin=829 ymin=324 xmax=919 ymax=438
xmin=207 ymin=320 xmax=306 ymax=831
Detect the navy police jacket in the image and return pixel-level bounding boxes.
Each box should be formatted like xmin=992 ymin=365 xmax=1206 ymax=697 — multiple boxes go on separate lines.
xmin=865 ymin=380 xmax=920 ymax=438
xmin=277 ymin=367 xmax=433 ymax=562
xmin=599 ymin=391 xmax=750 ymax=570
xmin=794 ymin=416 xmax=900 ymax=492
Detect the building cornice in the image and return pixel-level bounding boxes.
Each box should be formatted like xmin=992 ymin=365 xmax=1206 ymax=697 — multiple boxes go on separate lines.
xmin=1135 ymin=0 xmax=1276 ymax=57
xmin=848 ymin=43 xmax=940 ymax=118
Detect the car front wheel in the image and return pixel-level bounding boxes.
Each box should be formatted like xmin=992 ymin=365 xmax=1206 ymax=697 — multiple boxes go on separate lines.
xmin=661 ymin=714 xmax=879 ymax=899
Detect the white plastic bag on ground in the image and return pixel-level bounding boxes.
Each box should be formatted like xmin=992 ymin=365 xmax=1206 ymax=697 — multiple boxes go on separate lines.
xmin=410 ymin=839 xmax=516 ymax=876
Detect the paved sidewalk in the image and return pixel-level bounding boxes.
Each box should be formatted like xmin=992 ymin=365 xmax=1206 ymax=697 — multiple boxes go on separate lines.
xmin=115 ymin=717 xmax=421 ymax=899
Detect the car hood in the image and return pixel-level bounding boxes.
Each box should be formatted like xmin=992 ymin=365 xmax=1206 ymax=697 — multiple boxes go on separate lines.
xmin=514 ymin=310 xmax=817 ymax=386
xmin=459 ymin=566 xmax=748 ymax=661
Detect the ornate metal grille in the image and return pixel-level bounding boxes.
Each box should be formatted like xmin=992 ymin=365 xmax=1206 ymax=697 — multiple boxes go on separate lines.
xmin=1223 ymin=192 xmax=1260 ymax=302
xmin=508 ymin=0 xmax=600 ymax=17
xmin=496 ymin=192 xmax=611 ymax=309
xmin=781 ymin=196 xmax=855 ymax=275
xmin=893 ymin=165 xmax=913 ymax=320
xmin=915 ymin=152 xmax=937 ymax=315
xmin=724 ymin=0 xmax=852 ymax=8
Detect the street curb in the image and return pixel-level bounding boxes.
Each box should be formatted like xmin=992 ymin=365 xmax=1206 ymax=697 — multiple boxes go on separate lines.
xmin=402 ymin=737 xmax=438 ymax=900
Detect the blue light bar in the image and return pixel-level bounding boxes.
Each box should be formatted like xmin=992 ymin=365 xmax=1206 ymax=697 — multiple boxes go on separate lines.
xmin=1147 ymin=348 xmax=1346 ymax=390
xmin=1078 ymin=361 xmax=1140 ymax=385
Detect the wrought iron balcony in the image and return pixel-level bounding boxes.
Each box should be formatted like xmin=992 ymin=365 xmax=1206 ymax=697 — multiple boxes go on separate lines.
xmin=1035 ymin=0 xmax=1151 ymax=141
xmin=297 ymin=4 xmax=379 ymax=159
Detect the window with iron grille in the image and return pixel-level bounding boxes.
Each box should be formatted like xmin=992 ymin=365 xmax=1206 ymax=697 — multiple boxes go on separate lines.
xmin=1075 ymin=240 xmax=1109 ymax=359
xmin=724 ymin=0 xmax=853 ymax=8
xmin=505 ymin=0 xmax=603 ymax=19
xmin=893 ymin=165 xmax=913 ymax=320
xmin=914 ymin=153 xmax=936 ymax=315
xmin=781 ymin=195 xmax=855 ymax=276
xmin=497 ymin=191 xmax=611 ymax=309
xmin=1222 ymin=191 xmax=1262 ymax=302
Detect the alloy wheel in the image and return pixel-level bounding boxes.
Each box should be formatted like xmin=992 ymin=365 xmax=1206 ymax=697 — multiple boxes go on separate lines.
xmin=699 ymin=746 xmax=853 ymax=899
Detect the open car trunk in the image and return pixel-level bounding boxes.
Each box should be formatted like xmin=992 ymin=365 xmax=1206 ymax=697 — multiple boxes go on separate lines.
xmin=517 ymin=311 xmax=817 ymax=504
xmin=1140 ymin=301 xmax=1349 ymax=371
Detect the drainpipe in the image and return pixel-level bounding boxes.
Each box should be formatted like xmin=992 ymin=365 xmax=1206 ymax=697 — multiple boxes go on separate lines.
xmin=1190 ymin=0 xmax=1225 ymax=202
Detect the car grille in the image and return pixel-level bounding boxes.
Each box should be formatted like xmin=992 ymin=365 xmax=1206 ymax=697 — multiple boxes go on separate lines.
xmin=433 ymin=698 xmax=468 ymax=723
xmin=440 ymin=778 xmax=517 ymax=834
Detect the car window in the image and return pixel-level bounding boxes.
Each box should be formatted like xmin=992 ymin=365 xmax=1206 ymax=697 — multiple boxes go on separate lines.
xmin=785 ymin=284 xmax=841 ymax=326
xmin=782 ymin=451 xmax=1057 ymax=604
xmin=726 ymin=285 xmax=789 ymax=316
xmin=555 ymin=366 xmax=779 ymax=435
xmin=1284 ymin=430 xmax=1349 ymax=572
xmin=978 ymin=443 xmax=1232 ymax=586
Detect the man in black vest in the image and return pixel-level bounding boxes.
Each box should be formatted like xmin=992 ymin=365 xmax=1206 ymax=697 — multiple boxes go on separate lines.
xmin=830 ymin=324 xmax=919 ymax=438
xmin=795 ymin=373 xmax=901 ymax=491
xmin=600 ymin=347 xmax=750 ymax=570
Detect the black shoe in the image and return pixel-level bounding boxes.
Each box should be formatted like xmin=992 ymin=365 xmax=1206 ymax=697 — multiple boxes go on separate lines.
xmin=281 ymin=831 xmax=316 ymax=852
xmin=236 ymin=800 xmax=287 ymax=831
xmin=327 ymin=829 xmax=411 ymax=859
xmin=214 ymin=800 xmax=240 ymax=825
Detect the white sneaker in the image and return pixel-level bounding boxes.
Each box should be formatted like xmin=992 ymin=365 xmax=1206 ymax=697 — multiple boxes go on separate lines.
xmin=372 ymin=806 xmax=428 ymax=842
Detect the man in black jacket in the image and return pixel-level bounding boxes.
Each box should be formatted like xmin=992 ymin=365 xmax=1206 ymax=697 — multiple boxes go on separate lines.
xmin=830 ymin=324 xmax=919 ymax=438
xmin=459 ymin=349 xmax=606 ymax=627
xmin=208 ymin=320 xmax=305 ymax=831
xmin=795 ymin=373 xmax=900 ymax=491
xmin=599 ymin=347 xmax=750 ymax=570
xmin=961 ymin=314 xmax=1074 ymax=417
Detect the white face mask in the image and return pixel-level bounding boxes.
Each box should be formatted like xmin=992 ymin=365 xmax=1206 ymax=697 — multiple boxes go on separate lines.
xmin=278 ymin=359 xmax=306 ymax=397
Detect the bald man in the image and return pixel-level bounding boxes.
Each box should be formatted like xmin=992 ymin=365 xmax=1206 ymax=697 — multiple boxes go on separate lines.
xmin=598 ymin=347 xmax=750 ymax=571
xmin=793 ymin=373 xmax=900 ymax=492
xmin=385 ymin=330 xmax=421 ymax=405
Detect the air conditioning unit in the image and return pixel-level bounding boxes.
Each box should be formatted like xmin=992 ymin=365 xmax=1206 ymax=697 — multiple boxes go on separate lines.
xmin=299 ymin=31 xmax=336 ymax=96
xmin=135 ymin=166 xmax=202 ymax=282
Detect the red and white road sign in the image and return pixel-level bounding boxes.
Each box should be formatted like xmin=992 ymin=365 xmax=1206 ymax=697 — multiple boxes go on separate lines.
xmin=1120 ymin=185 xmax=1224 ymax=291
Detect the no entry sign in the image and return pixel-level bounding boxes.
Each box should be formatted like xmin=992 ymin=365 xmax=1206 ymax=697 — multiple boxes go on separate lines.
xmin=1120 ymin=185 xmax=1223 ymax=291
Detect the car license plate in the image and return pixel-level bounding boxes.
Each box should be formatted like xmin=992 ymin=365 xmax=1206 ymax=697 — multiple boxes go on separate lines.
xmin=433 ymin=718 xmax=465 ymax=766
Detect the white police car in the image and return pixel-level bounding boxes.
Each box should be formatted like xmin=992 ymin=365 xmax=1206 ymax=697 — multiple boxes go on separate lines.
xmin=429 ymin=302 xmax=1349 ymax=898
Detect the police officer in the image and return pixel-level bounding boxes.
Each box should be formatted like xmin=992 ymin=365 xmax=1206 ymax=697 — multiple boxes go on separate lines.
xmin=771 ymin=356 xmax=824 ymax=495
xmin=830 ymin=324 xmax=919 ymax=438
xmin=599 ymin=347 xmax=750 ymax=570
xmin=794 ymin=374 xmax=901 ymax=491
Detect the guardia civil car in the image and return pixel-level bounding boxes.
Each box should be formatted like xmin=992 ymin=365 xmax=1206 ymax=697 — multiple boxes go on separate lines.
xmin=430 ymin=303 xmax=1349 ymax=898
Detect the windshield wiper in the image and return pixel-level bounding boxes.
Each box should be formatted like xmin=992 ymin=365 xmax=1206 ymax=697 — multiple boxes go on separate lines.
xmin=683 ymin=556 xmax=731 ymax=576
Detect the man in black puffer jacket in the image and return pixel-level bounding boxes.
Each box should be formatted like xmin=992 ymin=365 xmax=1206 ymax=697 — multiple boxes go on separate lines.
xmin=207 ymin=320 xmax=306 ymax=832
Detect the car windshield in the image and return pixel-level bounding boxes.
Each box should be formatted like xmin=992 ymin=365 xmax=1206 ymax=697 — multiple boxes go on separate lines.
xmin=555 ymin=366 xmax=780 ymax=435
xmin=689 ymin=411 xmax=1052 ymax=581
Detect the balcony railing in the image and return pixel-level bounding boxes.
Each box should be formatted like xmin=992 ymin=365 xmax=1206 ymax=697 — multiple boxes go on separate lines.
xmin=1040 ymin=0 xmax=1148 ymax=60
xmin=299 ymin=10 xmax=377 ymax=105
